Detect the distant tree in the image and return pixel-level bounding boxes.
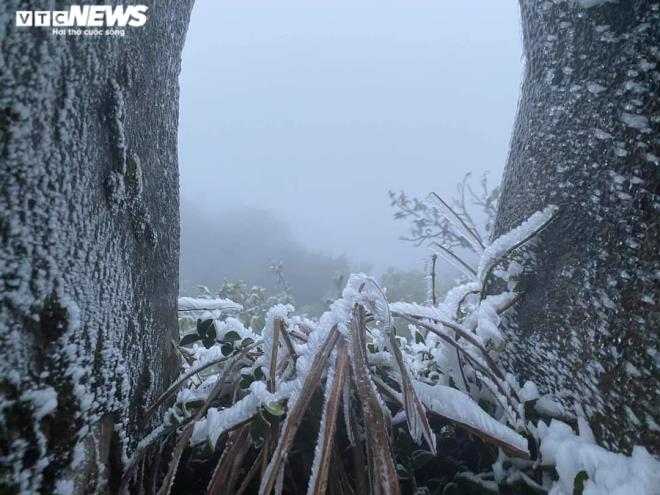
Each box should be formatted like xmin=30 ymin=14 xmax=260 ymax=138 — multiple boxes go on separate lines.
xmin=179 ymin=206 xmax=351 ymax=309
xmin=494 ymin=0 xmax=659 ymax=454
xmin=390 ymin=172 xmax=500 ymax=250
xmin=0 ymin=2 xmax=193 ymax=492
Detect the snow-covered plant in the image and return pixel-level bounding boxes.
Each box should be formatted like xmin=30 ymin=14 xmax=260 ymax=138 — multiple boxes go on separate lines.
xmin=189 ymin=278 xmax=294 ymax=332
xmin=129 ymin=196 xmax=658 ymax=495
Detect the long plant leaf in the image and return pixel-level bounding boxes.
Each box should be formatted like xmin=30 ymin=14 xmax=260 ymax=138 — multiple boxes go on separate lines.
xmin=349 ymin=305 xmax=400 ymax=495
xmin=207 ymin=424 xmax=250 ymax=495
xmin=306 ymin=341 xmax=349 ymax=495
xmin=387 ymin=332 xmax=436 ymax=454
xmin=258 ymin=327 xmax=340 ymax=495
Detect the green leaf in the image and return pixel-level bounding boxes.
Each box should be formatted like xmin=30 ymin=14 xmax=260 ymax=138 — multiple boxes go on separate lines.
xmin=411 ymin=449 xmax=436 ymax=470
xmin=426 ymin=479 xmax=444 ymax=495
xmin=250 ymin=413 xmax=270 ymax=440
xmin=221 ymin=342 xmax=234 ymax=356
xmin=415 ymin=331 xmax=425 ymax=344
xmin=241 ymin=337 xmax=255 ymax=347
xmin=202 ymin=338 xmax=216 ymax=349
xmin=264 ymin=401 xmax=285 ymax=417
xmin=573 ymin=470 xmax=589 ymax=495
xmin=179 ymin=333 xmax=201 ymax=346
xmin=224 ymin=330 xmax=241 ymax=342
xmin=197 ymin=319 xmax=216 ymax=338
xmin=254 ymin=367 xmax=264 ymax=380
xmin=239 ymin=375 xmax=255 ymax=389
xmin=396 ymin=463 xmax=411 ymax=479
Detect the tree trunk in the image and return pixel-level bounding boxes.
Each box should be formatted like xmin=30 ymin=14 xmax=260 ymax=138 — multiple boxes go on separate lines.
xmin=495 ymin=0 xmax=658 ymax=454
xmin=0 ymin=1 xmax=193 ymax=492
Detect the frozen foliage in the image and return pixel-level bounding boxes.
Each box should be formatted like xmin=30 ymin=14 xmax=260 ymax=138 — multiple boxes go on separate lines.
xmin=476 ymin=205 xmax=558 ymax=282
xmin=177 ymin=296 xmax=243 ymax=312
xmin=134 ymin=204 xmax=648 ymax=495
xmin=134 ymin=190 xmax=658 ymax=495
xmin=413 ymin=381 xmax=528 ymax=455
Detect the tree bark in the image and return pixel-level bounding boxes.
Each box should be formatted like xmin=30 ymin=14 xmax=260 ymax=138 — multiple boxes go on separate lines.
xmin=0 ymin=1 xmax=193 ymax=492
xmin=495 ymin=0 xmax=659 ymax=454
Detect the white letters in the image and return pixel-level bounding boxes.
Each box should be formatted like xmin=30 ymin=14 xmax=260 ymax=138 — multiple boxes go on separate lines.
xmin=15 ymin=5 xmax=149 ymax=29
xmin=15 ymin=11 xmax=32 ymax=27
xmin=34 ymin=11 xmax=50 ymax=27
xmin=128 ymin=6 xmax=148 ymax=27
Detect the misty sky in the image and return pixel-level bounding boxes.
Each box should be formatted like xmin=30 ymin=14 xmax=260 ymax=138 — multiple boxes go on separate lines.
xmin=178 ymin=0 xmax=523 ymax=276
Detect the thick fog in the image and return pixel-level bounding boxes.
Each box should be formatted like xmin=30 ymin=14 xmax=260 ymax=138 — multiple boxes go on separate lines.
xmin=178 ymin=0 xmax=523 ymax=304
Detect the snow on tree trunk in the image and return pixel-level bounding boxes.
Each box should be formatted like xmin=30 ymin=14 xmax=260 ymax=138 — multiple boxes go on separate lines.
xmin=494 ymin=0 xmax=658 ymax=454
xmin=0 ymin=2 xmax=193 ymax=492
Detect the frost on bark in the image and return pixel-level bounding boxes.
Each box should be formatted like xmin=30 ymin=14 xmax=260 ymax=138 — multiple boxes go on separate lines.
xmin=0 ymin=1 xmax=193 ymax=492
xmin=495 ymin=0 xmax=659 ymax=454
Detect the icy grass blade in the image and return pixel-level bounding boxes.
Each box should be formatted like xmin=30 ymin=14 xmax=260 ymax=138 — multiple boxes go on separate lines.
xmin=359 ymin=277 xmax=393 ymax=330
xmin=158 ymin=355 xmax=247 ymax=495
xmin=430 ymin=243 xmax=478 ymax=281
xmin=388 ymin=332 xmax=436 ymax=454
xmin=178 ymin=297 xmax=243 ymax=312
xmin=306 ymin=341 xmax=349 ymax=495
xmin=427 ymin=192 xmax=485 ymax=253
xmin=258 ymin=327 xmax=340 ymax=495
xmin=477 ymin=205 xmax=558 ymax=293
xmin=235 ymin=449 xmax=264 ymax=495
xmin=348 ymin=305 xmax=401 ymax=495
xmin=424 ymin=253 xmax=438 ymax=306
xmin=341 ymin=379 xmax=356 ymax=446
xmin=207 ymin=424 xmax=250 ymax=495
xmin=395 ymin=314 xmax=497 ymax=376
xmin=260 ymin=305 xmax=294 ymax=389
xmin=390 ymin=302 xmax=451 ymax=324
xmin=396 ymin=314 xmax=520 ymax=416
xmin=268 ymin=319 xmax=281 ymax=393
xmin=143 ymin=339 xmax=262 ymax=425
xmin=413 ymin=380 xmax=529 ymax=458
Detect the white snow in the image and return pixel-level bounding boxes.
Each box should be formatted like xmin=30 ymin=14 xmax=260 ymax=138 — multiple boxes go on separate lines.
xmin=22 ymin=387 xmax=58 ymax=420
xmin=575 ymin=0 xmax=613 ymax=8
xmin=534 ymin=395 xmax=566 ymax=417
xmin=587 ymin=82 xmax=606 ymax=94
xmin=620 ymin=112 xmax=650 ymax=131
xmin=413 ymin=380 xmax=528 ymax=456
xmin=177 ymin=297 xmax=242 ymax=312
xmin=191 ymin=393 xmax=262 ymax=447
xmin=519 ymin=381 xmax=540 ymax=403
xmin=54 ymin=478 xmax=75 ymax=495
xmin=593 ymin=128 xmax=612 ymax=140
xmin=477 ymin=206 xmax=558 ymax=281
xmin=537 ymin=420 xmax=660 ymax=495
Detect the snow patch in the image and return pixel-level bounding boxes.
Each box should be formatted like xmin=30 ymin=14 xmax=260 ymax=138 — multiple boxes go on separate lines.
xmin=22 ymin=387 xmax=58 ymax=420
xmin=538 ymin=420 xmax=660 ymax=495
